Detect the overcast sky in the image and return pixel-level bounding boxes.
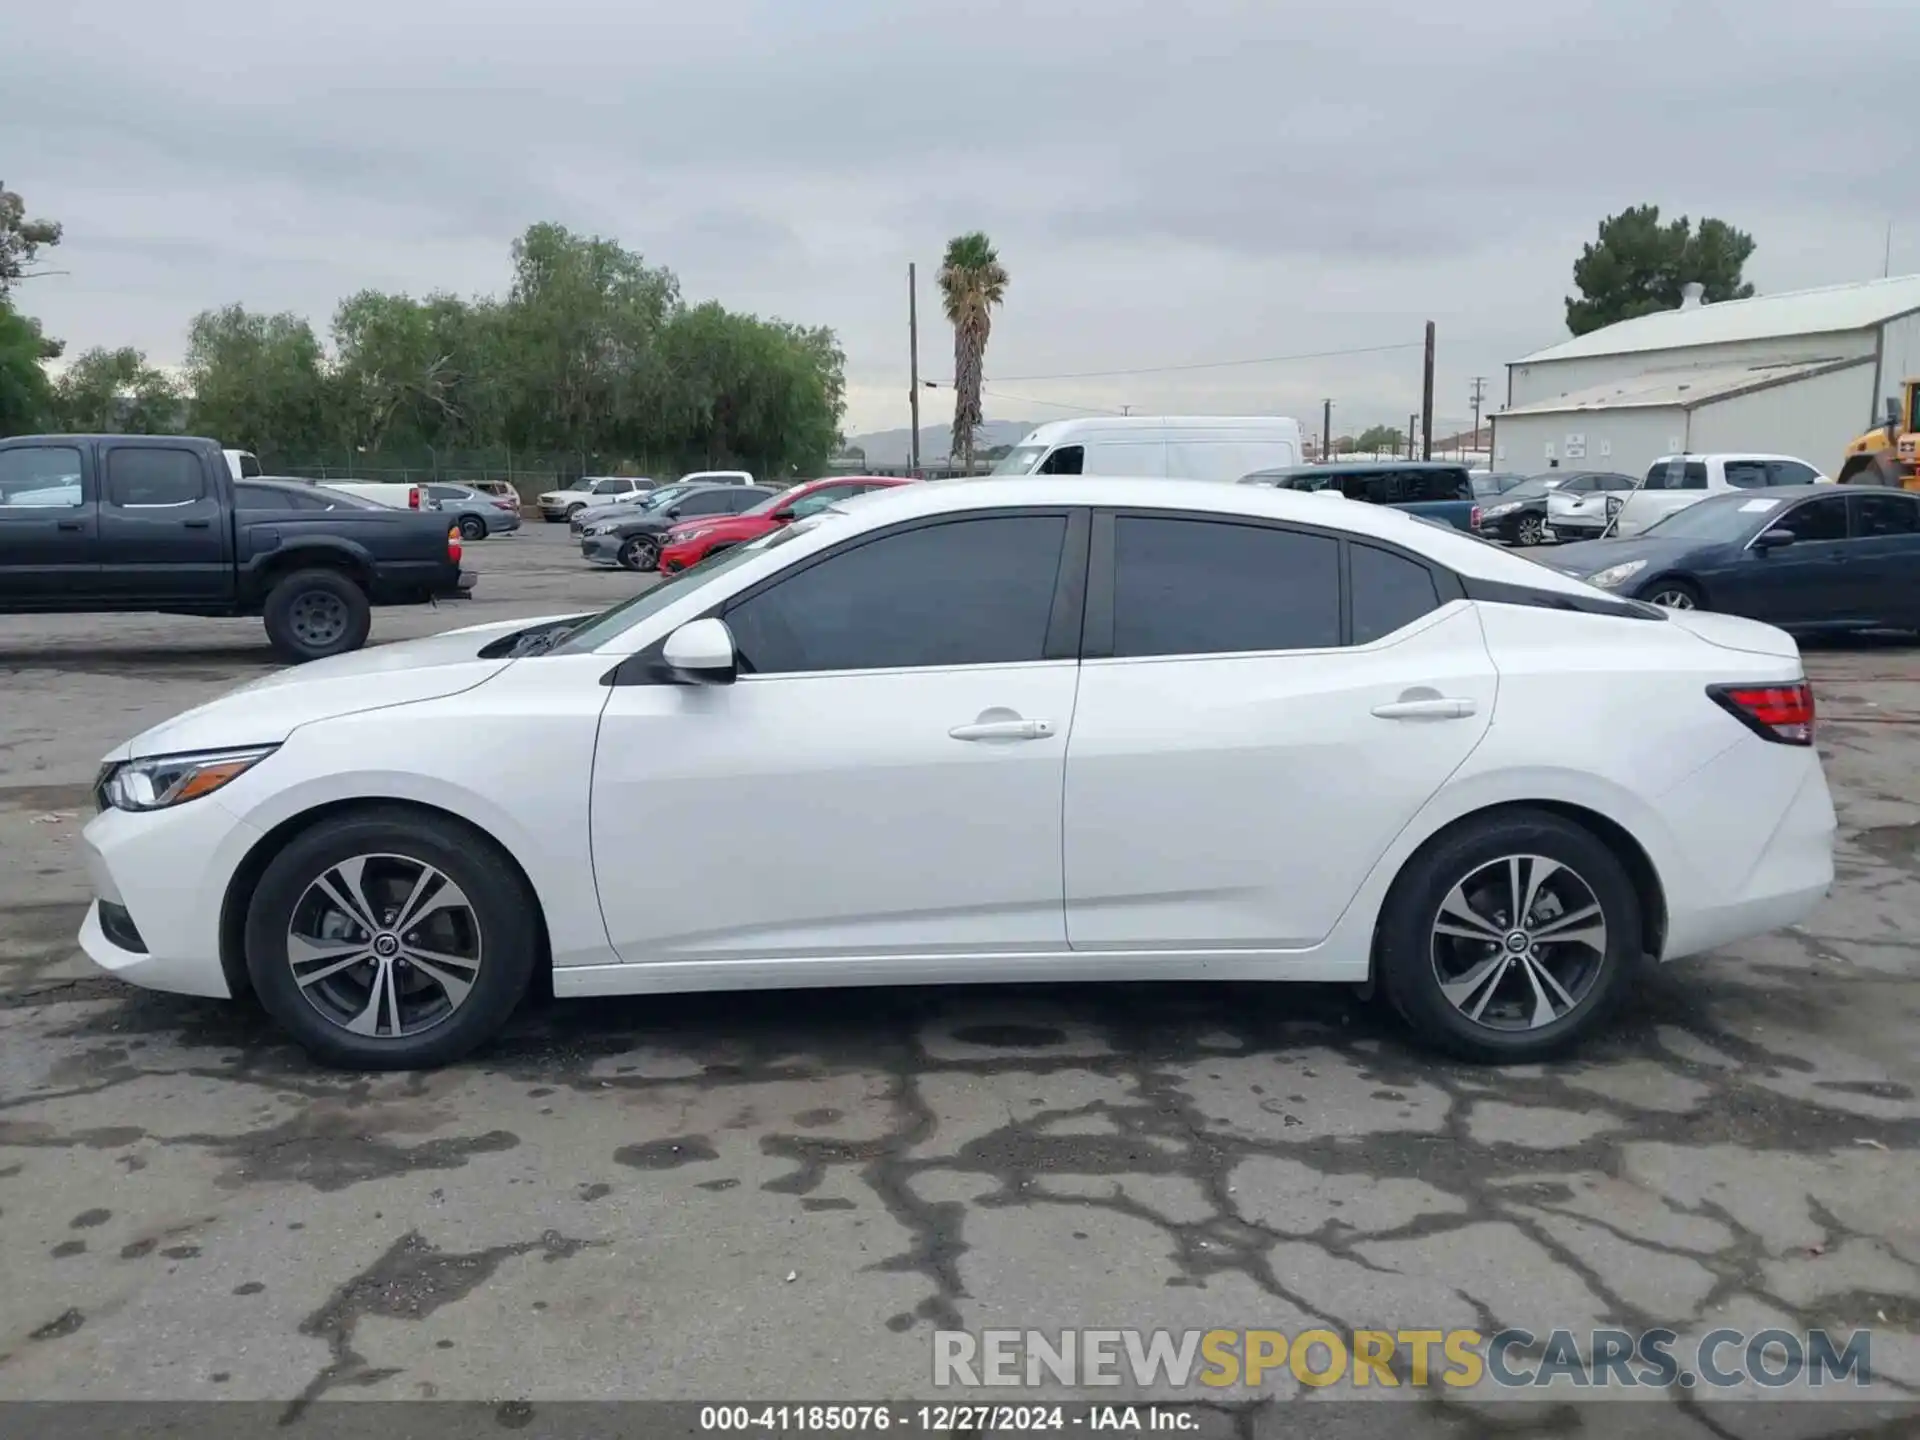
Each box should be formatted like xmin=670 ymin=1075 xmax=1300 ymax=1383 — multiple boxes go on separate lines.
xmin=8 ymin=0 xmax=1918 ymax=441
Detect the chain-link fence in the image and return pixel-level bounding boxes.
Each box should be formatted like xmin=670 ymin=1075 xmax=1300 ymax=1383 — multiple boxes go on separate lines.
xmin=257 ymin=449 xmax=690 ymax=501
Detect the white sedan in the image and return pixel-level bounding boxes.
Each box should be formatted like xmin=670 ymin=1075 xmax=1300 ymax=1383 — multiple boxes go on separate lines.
xmin=78 ymin=477 xmax=1836 ymax=1070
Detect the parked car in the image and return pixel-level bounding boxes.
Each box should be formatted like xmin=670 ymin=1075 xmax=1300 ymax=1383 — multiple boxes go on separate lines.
xmin=422 ymin=483 xmax=521 ymax=540
xmin=1548 ymin=485 xmax=1920 ymax=632
xmin=1474 ymin=472 xmax=1573 ymax=546
xmin=460 ymin=479 xmax=522 ymax=514
xmin=674 ymin=469 xmax=755 ymax=488
xmin=537 ymin=476 xmax=657 ymax=524
xmin=657 ymin=476 xmax=913 ymax=572
xmin=0 ymin=437 xmax=472 ymax=662
xmin=569 ymin=482 xmax=693 ymax=535
xmin=76 ymin=476 xmax=1834 ymax=1070
xmin=1609 ymin=454 xmax=1830 ymax=538
xmin=580 ymin=484 xmax=775 ymax=570
xmin=993 ymin=416 xmax=1305 ymax=481
xmin=318 ymin=479 xmax=422 ymax=509
xmin=1542 ymin=471 xmax=1641 ymax=541
xmin=1241 ymin=462 xmax=1481 ymax=532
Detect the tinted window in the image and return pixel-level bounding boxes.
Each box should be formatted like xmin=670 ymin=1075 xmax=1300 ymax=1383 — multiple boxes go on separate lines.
xmin=724 ymin=489 xmax=770 ymax=514
xmin=428 ymin=485 xmax=467 ymax=501
xmin=1853 ymin=492 xmax=1920 ymax=537
xmin=1645 ymin=461 xmax=1707 ymax=491
xmin=234 ymin=483 xmax=295 ymax=510
xmin=235 ymin=453 xmax=262 ymax=478
xmin=106 ymin=448 xmax=205 ymax=507
xmin=1037 ymin=445 xmax=1084 ymax=475
xmin=1351 ymin=543 xmax=1442 ymax=643
xmin=1112 ymin=516 xmax=1339 ymax=657
xmin=593 ymin=479 xmax=627 ymax=494
xmin=0 ymin=446 xmax=84 ymax=507
xmin=1781 ymin=494 xmax=1847 ymax=542
xmin=726 ymin=515 xmax=1067 ymax=674
xmin=1724 ymin=460 xmax=1770 ymax=490
xmin=1415 ymin=469 xmax=1470 ymax=501
xmin=1768 ymin=461 xmax=1821 ymax=486
xmin=675 ymin=490 xmax=736 ymax=517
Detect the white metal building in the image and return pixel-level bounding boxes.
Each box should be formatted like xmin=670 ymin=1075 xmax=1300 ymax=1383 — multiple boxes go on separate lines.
xmin=1491 ymin=274 xmax=1920 ymax=479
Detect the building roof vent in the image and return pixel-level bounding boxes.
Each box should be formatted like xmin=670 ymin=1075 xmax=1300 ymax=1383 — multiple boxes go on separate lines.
xmin=1679 ymin=282 xmax=1706 ymax=310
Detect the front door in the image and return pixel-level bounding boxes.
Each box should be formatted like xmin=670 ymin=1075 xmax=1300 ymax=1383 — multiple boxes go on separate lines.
xmin=1064 ymin=513 xmax=1496 ymax=951
xmin=94 ymin=442 xmax=231 ymax=604
xmin=0 ymin=442 xmax=100 ymax=603
xmin=591 ymin=510 xmax=1086 ymax=965
xmin=1737 ymin=492 xmax=1854 ymax=628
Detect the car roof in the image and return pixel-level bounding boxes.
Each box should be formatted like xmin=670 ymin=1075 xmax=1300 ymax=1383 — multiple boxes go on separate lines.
xmin=1650 ymin=453 xmax=1817 ymax=464
xmin=1246 ymin=461 xmax=1469 ymax=480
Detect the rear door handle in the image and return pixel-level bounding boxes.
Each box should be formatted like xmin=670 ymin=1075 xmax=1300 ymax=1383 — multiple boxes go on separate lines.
xmin=56 ymin=519 xmax=85 ymax=531
xmin=183 ymin=519 xmax=212 ymax=529
xmin=949 ymin=718 xmax=1055 ymax=742
xmin=1372 ymin=697 xmax=1476 ymax=720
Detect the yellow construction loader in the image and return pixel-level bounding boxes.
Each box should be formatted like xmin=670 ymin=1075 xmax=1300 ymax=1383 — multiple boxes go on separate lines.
xmin=1838 ymin=378 xmax=1920 ymax=489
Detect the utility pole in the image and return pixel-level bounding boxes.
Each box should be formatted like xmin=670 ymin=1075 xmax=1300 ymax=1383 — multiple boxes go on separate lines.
xmin=1321 ymin=398 xmax=1332 ymax=464
xmin=1407 ymin=413 xmax=1418 ymax=461
xmin=1421 ymin=321 xmax=1436 ymax=461
xmin=907 ymin=264 xmax=922 ymax=473
xmin=1469 ymin=376 xmax=1488 ymax=458
xmin=1887 ymin=221 xmax=1896 ymax=280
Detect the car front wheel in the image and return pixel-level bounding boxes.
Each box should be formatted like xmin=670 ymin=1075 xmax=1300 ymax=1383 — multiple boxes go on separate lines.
xmin=1375 ymin=808 xmax=1642 ymax=1062
xmin=243 ymin=808 xmax=539 ymax=1070
xmin=618 ymin=535 xmax=660 ymax=571
xmin=1513 ymin=514 xmax=1547 ymax=546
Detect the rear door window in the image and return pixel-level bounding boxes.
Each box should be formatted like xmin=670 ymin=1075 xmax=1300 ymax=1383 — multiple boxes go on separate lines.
xmin=1110 ymin=516 xmax=1340 ymax=656
xmin=234 ymin=483 xmax=295 ymax=510
xmin=1645 ymin=461 xmax=1707 ymax=491
xmin=1852 ymin=491 xmax=1920 ymax=536
xmin=1781 ymin=494 xmax=1848 ymax=542
xmin=1723 ymin=460 xmax=1771 ymax=490
xmin=105 ymin=448 xmax=206 ymax=507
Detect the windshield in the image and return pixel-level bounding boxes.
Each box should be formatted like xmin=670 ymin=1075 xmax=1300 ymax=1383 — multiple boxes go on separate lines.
xmin=991 ymin=444 xmax=1048 ymax=475
xmin=566 ymin=477 xmax=597 ymax=491
xmin=1497 ymin=474 xmax=1569 ymax=501
xmin=747 ymin=483 xmax=810 ymax=516
xmin=637 ymin=485 xmax=693 ymax=510
xmin=553 ymin=516 xmax=828 ymax=655
xmin=1638 ymin=492 xmax=1782 ymax=542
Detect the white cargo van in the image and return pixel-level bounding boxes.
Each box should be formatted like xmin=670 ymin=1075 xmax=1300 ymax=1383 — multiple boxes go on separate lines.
xmin=990 ymin=416 xmax=1303 ymax=482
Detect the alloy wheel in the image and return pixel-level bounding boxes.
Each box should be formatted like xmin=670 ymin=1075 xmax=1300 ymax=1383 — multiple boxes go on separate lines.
xmin=1647 ymin=587 xmax=1695 ymax=610
xmin=1429 ymin=854 xmax=1607 ymax=1031
xmin=286 ymin=853 xmax=483 ymax=1039
xmin=1515 ymin=515 xmax=1545 ymax=545
xmin=620 ymin=536 xmax=658 ymax=571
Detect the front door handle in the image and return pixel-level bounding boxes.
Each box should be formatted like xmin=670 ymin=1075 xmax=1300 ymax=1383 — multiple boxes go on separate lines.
xmin=1372 ymin=697 xmax=1476 ymax=720
xmin=56 ymin=519 xmax=85 ymax=531
xmin=949 ymin=718 xmax=1055 ymax=742
xmin=183 ymin=519 xmax=212 ymax=529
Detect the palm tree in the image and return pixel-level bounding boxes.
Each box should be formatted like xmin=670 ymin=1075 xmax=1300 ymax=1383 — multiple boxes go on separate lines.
xmin=937 ymin=232 xmax=1008 ymax=473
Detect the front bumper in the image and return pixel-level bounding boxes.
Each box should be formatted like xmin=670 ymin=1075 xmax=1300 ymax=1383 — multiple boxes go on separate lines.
xmin=658 ymin=541 xmax=706 ymax=572
xmin=78 ymin=799 xmax=265 ymax=999
xmin=580 ymin=534 xmax=625 ymax=566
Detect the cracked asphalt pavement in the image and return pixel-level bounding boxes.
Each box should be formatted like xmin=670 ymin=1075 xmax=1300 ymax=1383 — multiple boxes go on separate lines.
xmin=1 ymin=526 xmax=1916 ymax=1432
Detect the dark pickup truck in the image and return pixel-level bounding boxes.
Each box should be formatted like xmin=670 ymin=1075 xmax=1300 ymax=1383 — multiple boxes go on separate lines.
xmin=0 ymin=434 xmax=473 ymax=662
xmin=1240 ymin=461 xmax=1482 ymax=533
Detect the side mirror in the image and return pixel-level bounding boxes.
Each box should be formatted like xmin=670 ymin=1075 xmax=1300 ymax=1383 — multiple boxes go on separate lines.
xmin=661 ymin=617 xmax=737 ymax=685
xmin=772 ymin=507 xmax=796 ymax=522
xmin=1755 ymin=527 xmax=1797 ymax=550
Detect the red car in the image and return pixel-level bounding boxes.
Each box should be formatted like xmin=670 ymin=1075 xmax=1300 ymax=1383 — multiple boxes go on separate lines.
xmin=656 ymin=476 xmax=914 ymax=571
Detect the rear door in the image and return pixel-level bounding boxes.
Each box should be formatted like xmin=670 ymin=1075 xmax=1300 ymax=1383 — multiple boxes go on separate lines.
xmin=1844 ymin=490 xmax=1920 ymax=625
xmin=1063 ymin=511 xmax=1496 ymax=952
xmin=0 ymin=441 xmax=101 ymax=603
xmin=95 ymin=442 xmax=232 ymax=603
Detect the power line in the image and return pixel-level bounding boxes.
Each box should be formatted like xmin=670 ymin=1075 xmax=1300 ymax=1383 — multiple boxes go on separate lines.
xmin=983 ymin=387 xmax=1118 ymax=416
xmin=930 ymin=339 xmax=1423 ymax=387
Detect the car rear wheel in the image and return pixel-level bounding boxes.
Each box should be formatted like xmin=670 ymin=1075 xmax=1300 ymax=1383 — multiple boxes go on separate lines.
xmin=1514 ymin=514 xmax=1547 ymax=546
xmin=243 ymin=808 xmax=538 ymax=1070
xmin=1645 ymin=579 xmax=1701 ymax=610
xmin=618 ymin=535 xmax=659 ymax=572
xmin=263 ymin=568 xmax=373 ymax=663
xmin=458 ymin=514 xmax=487 ymax=541
xmin=1376 ymin=808 xmax=1642 ymax=1062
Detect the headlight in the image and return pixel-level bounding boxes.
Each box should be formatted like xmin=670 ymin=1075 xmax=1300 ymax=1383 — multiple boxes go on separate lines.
xmin=1584 ymin=560 xmax=1648 ymax=590
xmin=1484 ymin=501 xmax=1518 ymax=516
xmin=673 ymin=527 xmax=716 ymax=543
xmin=100 ymin=746 xmax=277 ymax=812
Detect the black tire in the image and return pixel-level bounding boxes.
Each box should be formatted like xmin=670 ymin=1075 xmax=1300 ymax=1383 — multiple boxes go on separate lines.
xmin=263 ymin=568 xmax=373 ymax=664
xmin=565 ymin=503 xmax=588 ymax=520
xmin=243 ymin=807 xmax=538 ymax=1070
xmin=1642 ymin=578 xmax=1702 ymax=611
xmin=618 ymin=534 xmax=659 ymax=572
xmin=1512 ymin=513 xmax=1548 ymax=547
xmin=457 ymin=514 xmax=487 ymax=541
xmin=1376 ymin=808 xmax=1643 ymax=1063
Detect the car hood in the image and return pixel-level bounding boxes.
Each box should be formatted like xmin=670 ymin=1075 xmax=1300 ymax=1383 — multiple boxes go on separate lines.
xmin=107 ymin=614 xmax=582 ymax=761
xmin=669 ymin=515 xmax=763 ymax=542
xmin=1546 ymin=536 xmax=1702 ymax=576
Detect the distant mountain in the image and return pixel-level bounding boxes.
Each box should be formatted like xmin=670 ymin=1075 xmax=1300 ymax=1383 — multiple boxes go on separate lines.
xmin=844 ymin=419 xmax=1039 ymax=467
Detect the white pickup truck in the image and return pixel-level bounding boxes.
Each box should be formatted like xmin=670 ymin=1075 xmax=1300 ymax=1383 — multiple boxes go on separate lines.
xmin=1602 ymin=453 xmax=1830 ymax=538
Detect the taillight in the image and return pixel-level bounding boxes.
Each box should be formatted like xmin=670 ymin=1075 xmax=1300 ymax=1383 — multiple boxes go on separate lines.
xmin=1708 ymin=682 xmax=1814 ymax=745
xmin=447 ymin=526 xmax=462 ymax=566
xmin=493 ymin=499 xmax=516 ymax=510
xmin=1470 ymin=505 xmax=1483 ymax=531
xmin=409 ymin=487 xmax=421 ymax=509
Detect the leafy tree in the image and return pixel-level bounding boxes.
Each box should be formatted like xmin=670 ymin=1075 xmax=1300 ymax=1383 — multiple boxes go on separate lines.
xmin=1566 ymin=205 xmax=1756 ymax=336
xmin=184 ymin=305 xmax=330 ymax=455
xmin=53 ymin=347 xmax=181 ymax=433
xmin=1355 ymin=423 xmax=1402 ymax=453
xmin=937 ymin=232 xmax=1008 ymax=473
xmin=0 ymin=181 xmax=63 ymax=296
xmin=330 ymin=290 xmax=475 ymax=451
xmin=0 ymin=298 xmax=55 ymax=434
xmin=1333 ymin=434 xmax=1357 ymax=455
